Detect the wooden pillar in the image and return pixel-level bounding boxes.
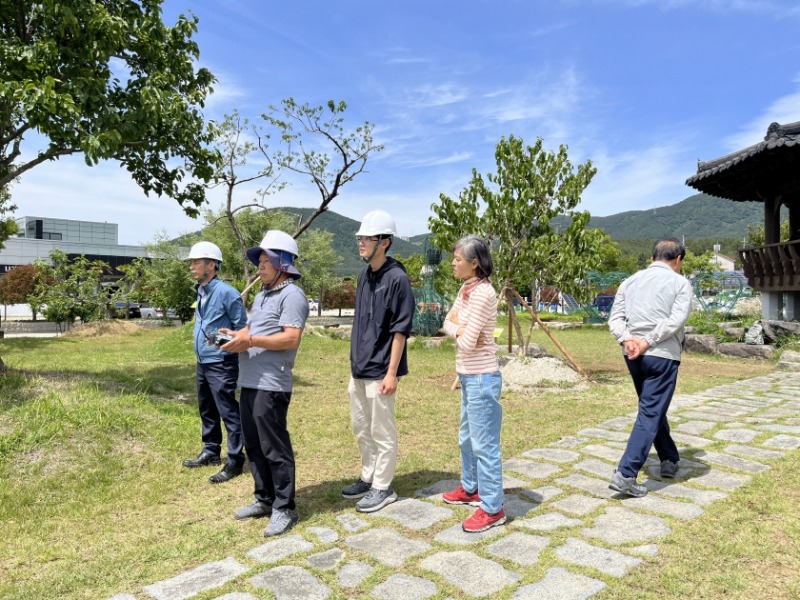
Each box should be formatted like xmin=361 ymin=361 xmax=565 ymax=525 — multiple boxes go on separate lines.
xmin=788 ymin=194 xmax=800 ymax=240
xmin=764 ymin=195 xmax=782 ymax=244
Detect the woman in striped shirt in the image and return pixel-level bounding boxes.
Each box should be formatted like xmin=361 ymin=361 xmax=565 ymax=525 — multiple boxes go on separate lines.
xmin=441 ymin=235 xmax=505 ymax=532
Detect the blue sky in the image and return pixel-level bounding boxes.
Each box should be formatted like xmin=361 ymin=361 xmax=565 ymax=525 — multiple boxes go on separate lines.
xmin=12 ymin=0 xmax=800 ymax=245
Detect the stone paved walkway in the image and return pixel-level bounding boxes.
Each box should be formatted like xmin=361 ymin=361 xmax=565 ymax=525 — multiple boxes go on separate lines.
xmin=108 ymin=371 xmax=800 ymax=600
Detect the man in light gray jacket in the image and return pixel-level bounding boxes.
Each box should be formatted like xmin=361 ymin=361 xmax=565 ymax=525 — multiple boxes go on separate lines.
xmin=607 ymin=238 xmax=693 ymax=497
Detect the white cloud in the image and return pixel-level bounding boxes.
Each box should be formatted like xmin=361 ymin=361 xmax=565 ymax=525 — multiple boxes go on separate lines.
xmin=723 ymin=78 xmax=800 ymax=151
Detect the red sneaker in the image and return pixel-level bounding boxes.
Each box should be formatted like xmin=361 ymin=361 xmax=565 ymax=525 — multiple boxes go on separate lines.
xmin=442 ymin=485 xmax=481 ymax=506
xmin=462 ymin=507 xmax=506 ymax=533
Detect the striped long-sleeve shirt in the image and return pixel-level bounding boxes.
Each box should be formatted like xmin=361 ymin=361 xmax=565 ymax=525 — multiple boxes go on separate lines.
xmin=443 ymin=279 xmax=499 ymax=374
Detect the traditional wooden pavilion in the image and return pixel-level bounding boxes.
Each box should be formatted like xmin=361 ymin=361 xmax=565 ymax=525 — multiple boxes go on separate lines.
xmin=686 ymin=120 xmax=800 ymax=319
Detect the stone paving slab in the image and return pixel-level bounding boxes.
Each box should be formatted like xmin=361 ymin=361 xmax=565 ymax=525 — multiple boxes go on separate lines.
xmin=250 ymin=566 xmax=331 ymax=600
xmin=620 ymin=495 xmax=704 ymax=520
xmin=521 ymin=448 xmax=581 ymax=463
xmin=670 ymin=431 xmax=714 ymax=447
xmin=687 ymin=468 xmax=751 ymax=491
xmin=372 ymin=574 xmax=438 ymax=600
xmin=553 ymin=435 xmax=590 ymax=447
xmin=598 ymin=416 xmax=636 ymax=431
xmin=434 ymin=522 xmax=507 ymax=544
xmin=336 ymin=513 xmax=369 ymax=532
xmin=581 ymin=507 xmax=671 ymax=545
xmin=723 ymin=444 xmax=785 ymax=461
xmin=511 ymin=567 xmax=606 ymax=600
xmin=692 ymin=450 xmax=769 ymax=473
xmin=345 ymin=527 xmax=430 ymax=566
xmin=420 ymin=551 xmax=521 ymax=597
xmin=504 ymin=493 xmax=542 ymax=518
xmin=519 ymin=485 xmax=563 ymax=504
xmin=307 ymin=527 xmax=338 ymax=544
xmin=645 ymin=480 xmax=728 ymax=505
xmin=757 ymin=424 xmax=800 ymax=434
xmin=573 ymin=458 xmax=616 ymax=479
xmin=673 ymin=421 xmax=717 ymax=435
xmin=336 ymin=560 xmax=373 ymax=588
xmin=246 ymin=535 xmax=314 ymax=564
xmin=551 ymin=494 xmax=607 ymax=516
xmin=555 ymin=473 xmax=617 ymax=499
xmin=504 ymin=457 xmax=562 ymax=479
xmin=143 ymin=557 xmax=248 ymax=600
xmin=580 ymin=443 xmax=625 ymax=463
xmin=514 ymin=512 xmax=583 ymax=532
xmin=366 ymin=497 xmax=452 ymax=529
xmin=713 ymin=428 xmax=759 ymax=442
xmin=485 ymin=532 xmax=550 ymax=566
xmin=576 ymin=428 xmax=629 ymax=442
xmin=555 ymin=538 xmax=643 ymax=577
xmin=762 ymin=434 xmax=800 ymax=450
xmin=677 ymin=410 xmax=739 ymax=422
xmin=306 ymin=548 xmax=345 ymax=570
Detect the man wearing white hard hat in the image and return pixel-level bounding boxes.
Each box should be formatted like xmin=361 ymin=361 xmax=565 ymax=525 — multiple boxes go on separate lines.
xmin=341 ymin=210 xmax=416 ymax=513
xmin=219 ymin=230 xmax=309 ymax=537
xmin=184 ymin=241 xmax=248 ymax=484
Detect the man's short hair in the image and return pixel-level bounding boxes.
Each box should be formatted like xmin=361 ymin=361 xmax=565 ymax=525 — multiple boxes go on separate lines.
xmin=652 ymin=238 xmax=686 ymax=262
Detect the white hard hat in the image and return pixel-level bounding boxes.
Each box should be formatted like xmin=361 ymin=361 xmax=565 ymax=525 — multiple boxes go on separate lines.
xmin=356 ymin=210 xmax=396 ymax=237
xmin=247 ymin=230 xmax=301 ymax=278
xmin=187 ymin=241 xmax=223 ymax=262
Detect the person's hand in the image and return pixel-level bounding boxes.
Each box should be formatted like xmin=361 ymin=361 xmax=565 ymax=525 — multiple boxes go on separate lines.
xmin=220 ymin=328 xmax=250 ymax=353
xmin=446 ymin=309 xmax=460 ymax=325
xmin=379 ymin=373 xmax=398 ymax=396
xmin=623 ymin=338 xmax=649 ymax=359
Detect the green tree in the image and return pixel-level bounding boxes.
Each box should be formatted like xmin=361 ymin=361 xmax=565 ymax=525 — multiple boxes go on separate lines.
xmin=0 ymin=0 xmax=217 ymax=216
xmin=263 ymin=98 xmax=383 ymax=237
xmin=325 ymin=278 xmax=356 ymax=316
xmin=297 ymin=229 xmax=341 ymax=315
xmin=199 ymin=208 xmax=296 ymax=282
xmin=206 ymin=111 xmax=284 ymax=281
xmin=135 ymin=234 xmax=196 ymax=323
xmin=429 ymin=135 xmax=597 ymax=355
xmin=745 ymin=219 xmax=790 ymax=246
xmin=33 ymin=250 xmax=107 ymax=331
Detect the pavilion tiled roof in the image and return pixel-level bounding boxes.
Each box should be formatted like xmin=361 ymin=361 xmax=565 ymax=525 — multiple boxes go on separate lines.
xmin=686 ymin=120 xmax=800 ymax=202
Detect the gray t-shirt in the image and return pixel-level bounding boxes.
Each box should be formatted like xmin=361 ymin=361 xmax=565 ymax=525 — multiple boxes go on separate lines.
xmin=238 ymin=283 xmax=309 ymax=392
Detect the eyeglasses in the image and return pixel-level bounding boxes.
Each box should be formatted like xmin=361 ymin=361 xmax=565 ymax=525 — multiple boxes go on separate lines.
xmin=356 ymin=236 xmax=380 ymax=243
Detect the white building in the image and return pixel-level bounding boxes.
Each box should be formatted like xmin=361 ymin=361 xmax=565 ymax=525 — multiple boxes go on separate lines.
xmin=0 ymin=216 xmax=150 ymax=276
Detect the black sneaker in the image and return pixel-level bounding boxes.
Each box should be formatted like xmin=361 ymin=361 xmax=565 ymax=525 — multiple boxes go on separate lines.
xmin=660 ymin=460 xmax=679 ymax=479
xmin=209 ymin=464 xmax=243 ymax=484
xmin=183 ymin=451 xmax=222 ymax=468
xmin=341 ymin=478 xmax=372 ymax=499
xmin=355 ymin=487 xmax=397 ymax=513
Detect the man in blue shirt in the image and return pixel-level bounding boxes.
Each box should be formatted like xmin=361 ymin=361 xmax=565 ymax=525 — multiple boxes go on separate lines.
xmin=183 ymin=241 xmax=248 ymax=484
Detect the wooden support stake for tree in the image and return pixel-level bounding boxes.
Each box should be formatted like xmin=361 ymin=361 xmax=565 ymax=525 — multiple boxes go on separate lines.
xmin=511 ymin=290 xmax=588 ymax=379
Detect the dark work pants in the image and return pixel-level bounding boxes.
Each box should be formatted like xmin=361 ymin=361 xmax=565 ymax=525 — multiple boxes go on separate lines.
xmin=240 ymin=388 xmax=296 ymax=511
xmin=618 ymin=355 xmax=681 ymax=478
xmin=196 ymin=357 xmax=244 ymax=467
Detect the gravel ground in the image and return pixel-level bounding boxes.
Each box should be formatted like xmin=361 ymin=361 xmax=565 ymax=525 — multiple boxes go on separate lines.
xmin=498 ymin=355 xmax=584 ymax=391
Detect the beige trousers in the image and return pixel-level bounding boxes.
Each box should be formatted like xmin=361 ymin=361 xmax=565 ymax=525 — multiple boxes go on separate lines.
xmin=348 ymin=377 xmax=398 ymax=490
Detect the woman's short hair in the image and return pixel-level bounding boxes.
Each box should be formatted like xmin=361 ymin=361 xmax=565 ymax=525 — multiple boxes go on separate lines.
xmin=453 ymin=235 xmax=493 ymax=278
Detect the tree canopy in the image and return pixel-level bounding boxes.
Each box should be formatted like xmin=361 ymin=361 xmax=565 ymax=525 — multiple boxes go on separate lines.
xmin=0 ymin=0 xmax=217 ymax=216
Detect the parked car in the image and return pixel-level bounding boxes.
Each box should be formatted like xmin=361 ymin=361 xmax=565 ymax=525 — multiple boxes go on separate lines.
xmin=139 ymin=305 xmax=159 ymax=318
xmin=308 ymin=298 xmax=319 ymax=311
xmin=114 ymin=302 xmax=141 ymax=319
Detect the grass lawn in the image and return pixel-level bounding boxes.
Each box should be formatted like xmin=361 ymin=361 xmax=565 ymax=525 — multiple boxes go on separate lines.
xmin=0 ymin=319 xmax=796 ymax=599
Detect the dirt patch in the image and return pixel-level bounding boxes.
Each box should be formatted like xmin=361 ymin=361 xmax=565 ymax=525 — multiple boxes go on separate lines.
xmin=499 ymin=355 xmax=584 ymax=391
xmin=62 ymin=320 xmax=142 ymax=338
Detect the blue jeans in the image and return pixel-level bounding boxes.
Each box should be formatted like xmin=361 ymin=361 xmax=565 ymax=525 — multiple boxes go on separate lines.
xmin=458 ymin=371 xmax=504 ymax=514
xmin=618 ymin=355 xmax=680 ymax=478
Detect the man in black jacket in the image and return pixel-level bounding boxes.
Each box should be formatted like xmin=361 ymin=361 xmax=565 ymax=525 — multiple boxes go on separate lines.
xmin=341 ymin=210 xmax=416 ymax=513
